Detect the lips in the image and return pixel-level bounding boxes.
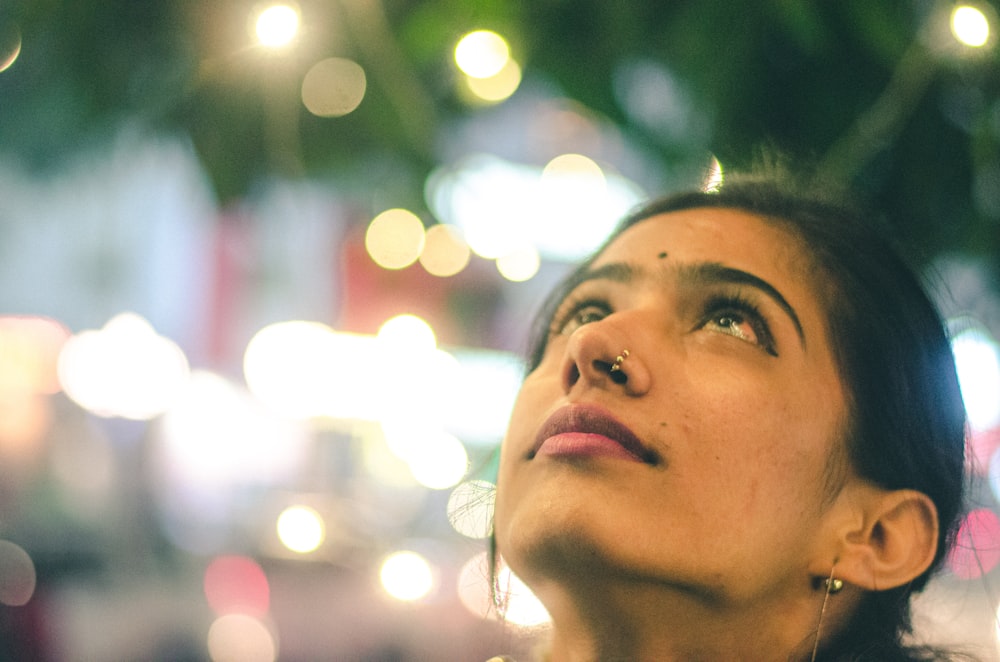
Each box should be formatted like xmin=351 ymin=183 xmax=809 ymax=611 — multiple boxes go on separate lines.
xmin=531 ymin=404 xmax=658 ymax=464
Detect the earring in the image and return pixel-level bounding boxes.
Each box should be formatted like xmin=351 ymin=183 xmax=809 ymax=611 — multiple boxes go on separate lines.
xmin=810 ymin=567 xmax=844 ymax=662
xmin=824 ymin=577 xmax=844 ymax=594
xmin=609 ymin=349 xmax=630 ymax=373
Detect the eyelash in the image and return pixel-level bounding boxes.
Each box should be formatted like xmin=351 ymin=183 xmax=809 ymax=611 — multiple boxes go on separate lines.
xmin=701 ymin=293 xmax=778 ymax=356
xmin=550 ymin=297 xmax=611 ymax=336
xmin=549 ymin=293 xmax=778 ymax=356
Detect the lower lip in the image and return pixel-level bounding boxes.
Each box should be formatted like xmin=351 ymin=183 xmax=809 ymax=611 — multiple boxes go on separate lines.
xmin=535 ymin=432 xmax=644 ymax=462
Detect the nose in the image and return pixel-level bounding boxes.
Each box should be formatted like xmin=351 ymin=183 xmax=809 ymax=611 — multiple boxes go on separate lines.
xmin=562 ymin=320 xmax=650 ymax=396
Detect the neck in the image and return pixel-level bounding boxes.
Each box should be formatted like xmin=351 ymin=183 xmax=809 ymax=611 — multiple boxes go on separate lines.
xmin=525 ymin=573 xmax=851 ymax=662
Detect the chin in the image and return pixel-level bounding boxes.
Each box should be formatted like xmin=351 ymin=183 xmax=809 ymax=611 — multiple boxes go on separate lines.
xmin=496 ymin=495 xmax=631 ymax=585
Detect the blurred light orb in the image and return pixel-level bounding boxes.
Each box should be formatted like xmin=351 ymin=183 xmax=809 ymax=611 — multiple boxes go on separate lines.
xmin=406 ymin=431 xmax=469 ymax=489
xmin=495 ymin=563 xmax=551 ymax=627
xmin=447 ymin=480 xmax=496 ymax=538
xmin=946 ymin=507 xmax=1000 ymax=579
xmin=465 ymin=59 xmax=522 ymax=103
xmin=542 ymin=153 xmax=606 ymax=189
xmin=57 ymin=313 xmax=190 ymax=420
xmin=365 ymin=208 xmax=426 ymax=269
xmin=301 ymin=57 xmax=367 ymax=117
xmin=496 ymin=245 xmax=540 ymax=282
xmin=204 ymin=556 xmax=270 ymax=617
xmin=0 ymin=25 xmax=22 ymax=74
xmin=0 ymin=540 xmax=36 ymax=607
xmin=207 ymin=613 xmax=277 ymax=662
xmin=276 ymin=505 xmax=325 ymax=553
xmin=380 ymin=551 xmax=433 ymax=601
xmin=951 ymin=328 xmax=1000 ymax=432
xmin=244 ymin=323 xmax=381 ymax=420
xmin=376 ymin=314 xmax=437 ymax=353
xmin=255 ymin=4 xmax=300 ymax=47
xmin=952 ymin=5 xmax=991 ymax=47
xmin=244 ymin=320 xmax=338 ymax=419
xmin=457 ymin=551 xmax=494 ymax=618
xmin=419 ymin=224 xmax=471 ymax=277
xmin=455 ymin=30 xmax=510 ymax=78
xmin=0 ymin=316 xmax=70 ymax=395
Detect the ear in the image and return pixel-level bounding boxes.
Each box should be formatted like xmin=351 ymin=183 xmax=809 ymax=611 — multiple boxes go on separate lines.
xmin=826 ymin=487 xmax=939 ymax=591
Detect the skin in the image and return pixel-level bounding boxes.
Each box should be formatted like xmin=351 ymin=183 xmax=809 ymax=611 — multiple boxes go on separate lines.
xmin=494 ymin=207 xmax=868 ymax=661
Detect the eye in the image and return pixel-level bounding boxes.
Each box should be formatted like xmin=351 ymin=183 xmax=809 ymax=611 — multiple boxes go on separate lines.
xmin=702 ymin=295 xmax=777 ymax=356
xmin=551 ymin=298 xmax=611 ymax=336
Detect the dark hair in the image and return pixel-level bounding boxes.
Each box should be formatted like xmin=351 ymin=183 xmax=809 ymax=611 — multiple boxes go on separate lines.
xmin=522 ymin=172 xmax=968 ymax=659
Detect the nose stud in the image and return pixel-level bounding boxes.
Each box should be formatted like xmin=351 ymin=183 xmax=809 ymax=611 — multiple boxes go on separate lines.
xmin=608 ymin=349 xmax=629 ymax=384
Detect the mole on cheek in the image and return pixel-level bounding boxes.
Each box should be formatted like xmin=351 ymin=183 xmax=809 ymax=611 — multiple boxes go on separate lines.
xmin=657 ymin=251 xmax=668 ymax=259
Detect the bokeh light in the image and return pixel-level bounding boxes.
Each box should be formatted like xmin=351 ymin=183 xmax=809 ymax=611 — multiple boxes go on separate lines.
xmin=427 ymin=153 xmax=645 ymax=263
xmin=454 ymin=30 xmax=510 ymax=78
xmin=154 ymin=371 xmax=310 ymax=555
xmin=207 ymin=613 xmax=277 ymax=662
xmin=457 ymin=551 xmax=494 ymax=618
xmin=464 ymin=59 xmax=522 ymax=103
xmin=57 ymin=313 xmax=190 ymax=420
xmin=254 ymin=4 xmax=300 ymax=48
xmin=951 ymin=327 xmax=1000 ymax=432
xmin=496 ymin=244 xmax=540 ymax=282
xmin=418 ymin=224 xmax=471 ymax=277
xmin=951 ymin=5 xmax=991 ymax=47
xmin=0 ymin=316 xmax=70 ymax=395
xmin=946 ymin=508 xmax=1000 ymax=579
xmin=447 ymin=480 xmax=495 ymax=539
xmin=0 ymin=540 xmax=36 ymax=607
xmin=204 ymin=555 xmax=270 ymax=617
xmin=404 ymin=431 xmax=469 ymax=489
xmin=376 ymin=314 xmax=437 ymax=353
xmin=0 ymin=24 xmax=21 ymax=73
xmin=301 ymin=58 xmax=367 ymax=117
xmin=541 ymin=153 xmax=606 ymax=189
xmin=276 ymin=505 xmax=325 ymax=553
xmin=494 ymin=560 xmax=551 ymax=628
xmin=365 ymin=208 xmax=426 ymax=270
xmin=244 ymin=320 xmax=350 ymax=419
xmin=380 ymin=550 xmax=434 ymax=601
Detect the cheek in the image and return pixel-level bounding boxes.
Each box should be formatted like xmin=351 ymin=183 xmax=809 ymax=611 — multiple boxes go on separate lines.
xmin=672 ymin=372 xmax=837 ymax=498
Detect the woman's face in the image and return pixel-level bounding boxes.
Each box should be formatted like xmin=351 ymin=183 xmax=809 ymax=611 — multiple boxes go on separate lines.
xmin=494 ymin=207 xmax=851 ymax=603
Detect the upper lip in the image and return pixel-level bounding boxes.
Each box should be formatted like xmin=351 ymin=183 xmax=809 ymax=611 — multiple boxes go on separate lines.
xmin=531 ymin=403 xmax=659 ymax=464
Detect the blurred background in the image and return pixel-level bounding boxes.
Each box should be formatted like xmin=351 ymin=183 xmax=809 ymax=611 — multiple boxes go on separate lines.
xmin=0 ymin=1 xmax=999 ymax=660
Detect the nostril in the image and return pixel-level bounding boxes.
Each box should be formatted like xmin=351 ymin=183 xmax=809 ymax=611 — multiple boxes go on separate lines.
xmin=567 ymin=364 xmax=581 ymax=388
xmin=609 ymin=369 xmax=627 ymax=385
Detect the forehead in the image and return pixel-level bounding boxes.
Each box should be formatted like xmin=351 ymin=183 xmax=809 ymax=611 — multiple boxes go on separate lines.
xmin=594 ymin=207 xmax=810 ymax=274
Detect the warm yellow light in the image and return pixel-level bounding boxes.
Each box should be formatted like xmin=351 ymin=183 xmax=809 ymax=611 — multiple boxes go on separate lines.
xmin=496 ymin=245 xmax=540 ymax=282
xmin=276 ymin=505 xmax=325 ymax=553
xmin=380 ymin=551 xmax=433 ymax=601
xmin=419 ymin=224 xmax=470 ymax=277
xmin=454 ymin=30 xmax=510 ymax=78
xmin=951 ymin=5 xmax=991 ymax=47
xmin=301 ymin=58 xmax=367 ymax=117
xmin=542 ymin=153 xmax=605 ymax=186
xmin=255 ymin=4 xmax=300 ymax=48
xmin=465 ymin=59 xmax=522 ymax=103
xmin=365 ymin=208 xmax=426 ymax=269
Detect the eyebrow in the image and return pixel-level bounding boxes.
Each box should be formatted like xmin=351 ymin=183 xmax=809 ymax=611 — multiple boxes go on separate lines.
xmin=569 ymin=260 xmax=806 ymax=345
